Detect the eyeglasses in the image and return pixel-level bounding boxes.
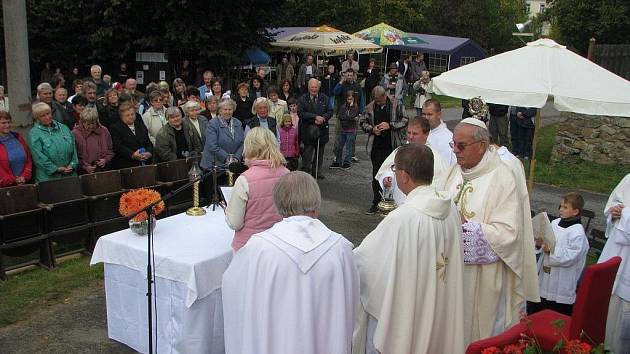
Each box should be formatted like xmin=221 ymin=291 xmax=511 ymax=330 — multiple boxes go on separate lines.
xmin=449 ymin=140 xmax=482 ymax=151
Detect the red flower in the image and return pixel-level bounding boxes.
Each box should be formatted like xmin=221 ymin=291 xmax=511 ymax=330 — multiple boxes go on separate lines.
xmin=502 ymin=343 xmax=523 ymax=354
xmin=562 ymin=339 xmax=592 ymax=354
xmin=481 ymin=347 xmax=500 ymax=354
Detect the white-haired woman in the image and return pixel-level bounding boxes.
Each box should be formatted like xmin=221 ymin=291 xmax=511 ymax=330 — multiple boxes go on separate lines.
xmin=201 ymin=98 xmax=244 ymax=170
xmin=222 ymin=171 xmax=358 ymax=354
xmin=244 ymin=97 xmax=278 ymax=137
xmin=154 ymin=106 xmax=202 ymax=162
xmin=182 ymin=100 xmax=208 ymax=147
xmin=28 ymin=102 xmax=78 ymax=182
xmin=225 ymin=127 xmax=288 ymax=251
xmin=72 ymin=107 xmax=114 ymax=173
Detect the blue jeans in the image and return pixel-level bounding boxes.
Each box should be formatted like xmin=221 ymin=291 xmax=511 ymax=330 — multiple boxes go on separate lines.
xmin=335 ymin=131 xmax=356 ymax=166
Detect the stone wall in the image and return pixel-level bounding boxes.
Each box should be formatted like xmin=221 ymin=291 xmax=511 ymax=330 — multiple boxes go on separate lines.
xmin=551 ymin=112 xmax=630 ymax=165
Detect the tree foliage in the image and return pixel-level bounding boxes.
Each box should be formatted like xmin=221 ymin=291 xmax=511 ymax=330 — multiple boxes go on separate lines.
xmin=546 ymin=0 xmax=630 ymax=54
xmin=1 ymin=0 xmax=527 ymax=81
xmin=2 ymin=0 xmax=282 ymax=77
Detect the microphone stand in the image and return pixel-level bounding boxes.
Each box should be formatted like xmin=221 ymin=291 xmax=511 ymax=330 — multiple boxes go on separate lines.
xmin=126 ymin=169 xmax=215 ymax=354
xmin=205 ymin=163 xmax=228 ymax=211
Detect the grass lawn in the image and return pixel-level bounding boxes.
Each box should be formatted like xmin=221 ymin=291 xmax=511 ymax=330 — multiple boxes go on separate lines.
xmin=403 ymin=94 xmax=461 ymax=109
xmin=532 ymin=123 xmax=627 ymax=194
xmin=0 ymin=256 xmax=102 ymax=327
xmin=432 ymin=94 xmax=461 ymax=109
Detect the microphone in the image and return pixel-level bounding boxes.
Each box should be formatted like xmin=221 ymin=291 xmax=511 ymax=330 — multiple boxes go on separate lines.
xmin=228 ymin=161 xmax=248 ymax=174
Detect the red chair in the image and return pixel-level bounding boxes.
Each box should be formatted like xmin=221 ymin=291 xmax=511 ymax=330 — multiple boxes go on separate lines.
xmin=466 ymin=256 xmax=621 ymax=353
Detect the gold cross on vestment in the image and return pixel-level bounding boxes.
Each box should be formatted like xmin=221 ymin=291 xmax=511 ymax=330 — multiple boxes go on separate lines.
xmin=454 ymin=181 xmax=476 ymax=219
xmin=436 ymin=252 xmax=449 ymax=282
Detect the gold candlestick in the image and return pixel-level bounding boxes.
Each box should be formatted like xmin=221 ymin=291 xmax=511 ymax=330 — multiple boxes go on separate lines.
xmin=186 ymin=180 xmax=206 ymax=216
xmin=227 ymin=171 xmax=235 ymax=187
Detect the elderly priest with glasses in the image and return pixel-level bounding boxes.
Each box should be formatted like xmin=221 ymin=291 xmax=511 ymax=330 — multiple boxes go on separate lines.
xmin=438 ymin=117 xmax=540 ymax=345
xmin=222 ymin=171 xmax=359 ymax=354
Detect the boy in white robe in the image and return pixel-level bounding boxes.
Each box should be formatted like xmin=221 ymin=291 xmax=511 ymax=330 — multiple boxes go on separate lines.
xmin=598 ymin=173 xmax=630 ymax=354
xmin=375 ymin=116 xmax=447 ymax=206
xmin=353 ymin=144 xmax=465 ymax=354
xmin=530 ymin=192 xmax=589 ymax=315
xmin=222 ymin=171 xmax=359 ymax=354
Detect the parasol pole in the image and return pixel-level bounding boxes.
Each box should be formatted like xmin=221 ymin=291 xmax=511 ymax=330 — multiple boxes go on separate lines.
xmin=384 ymin=48 xmax=389 ymax=67
xmin=527 ymin=108 xmax=542 ymax=194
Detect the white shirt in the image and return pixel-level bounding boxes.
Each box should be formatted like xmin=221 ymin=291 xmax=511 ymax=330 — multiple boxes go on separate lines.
xmin=427 ymin=121 xmax=456 ymax=166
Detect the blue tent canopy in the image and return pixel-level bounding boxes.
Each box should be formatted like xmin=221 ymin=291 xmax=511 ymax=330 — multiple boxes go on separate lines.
xmin=241 ymin=47 xmax=271 ymax=65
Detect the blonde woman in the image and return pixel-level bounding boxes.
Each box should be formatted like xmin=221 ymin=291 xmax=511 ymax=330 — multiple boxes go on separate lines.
xmin=225 ymin=127 xmax=289 ymax=251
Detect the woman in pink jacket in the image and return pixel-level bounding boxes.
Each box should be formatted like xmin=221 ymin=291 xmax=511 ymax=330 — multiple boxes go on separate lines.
xmin=71 ymin=107 xmax=114 ymax=174
xmin=225 ymin=127 xmax=289 ymax=251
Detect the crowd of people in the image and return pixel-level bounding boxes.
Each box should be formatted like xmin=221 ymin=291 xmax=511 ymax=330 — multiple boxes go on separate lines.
xmin=1 ymin=53 xmax=627 ymax=354
xmin=0 ymin=51 xmax=432 ymax=187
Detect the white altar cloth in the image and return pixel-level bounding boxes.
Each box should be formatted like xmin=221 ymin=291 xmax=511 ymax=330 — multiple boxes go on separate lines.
xmin=91 ymin=210 xmax=234 ymax=354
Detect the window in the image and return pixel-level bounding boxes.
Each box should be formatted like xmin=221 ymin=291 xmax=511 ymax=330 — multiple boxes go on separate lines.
xmin=540 ymin=4 xmax=545 ymax=12
xmin=525 ymin=3 xmax=531 ymax=13
xmin=460 ymin=57 xmax=476 ymax=66
xmin=426 ymin=54 xmax=449 ymax=73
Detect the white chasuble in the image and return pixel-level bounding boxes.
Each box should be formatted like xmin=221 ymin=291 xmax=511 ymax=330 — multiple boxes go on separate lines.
xmin=598 ymin=174 xmax=630 ymax=354
xmin=353 ymin=185 xmax=465 ymax=354
xmin=439 ymin=147 xmax=539 ymax=344
xmin=222 ymin=216 xmax=359 ymax=354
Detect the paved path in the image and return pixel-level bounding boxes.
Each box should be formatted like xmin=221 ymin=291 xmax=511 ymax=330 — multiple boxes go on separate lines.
xmin=0 ymin=104 xmax=611 ymax=353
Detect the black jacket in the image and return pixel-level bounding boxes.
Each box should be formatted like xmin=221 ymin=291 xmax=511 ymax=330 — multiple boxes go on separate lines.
xmin=233 ymin=96 xmax=254 ymax=125
xmin=247 ymin=116 xmax=278 ymax=137
xmin=488 ymin=103 xmax=509 ymax=117
xmin=297 ymin=93 xmax=333 ymax=144
xmin=109 ymin=116 xmax=154 ymax=169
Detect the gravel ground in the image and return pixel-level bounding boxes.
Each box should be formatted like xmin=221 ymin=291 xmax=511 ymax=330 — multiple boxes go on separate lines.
xmin=0 ymin=103 xmax=610 ymax=353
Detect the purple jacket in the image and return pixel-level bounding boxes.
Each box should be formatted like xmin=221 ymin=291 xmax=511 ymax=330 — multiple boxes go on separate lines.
xmin=72 ymin=123 xmax=114 ymax=172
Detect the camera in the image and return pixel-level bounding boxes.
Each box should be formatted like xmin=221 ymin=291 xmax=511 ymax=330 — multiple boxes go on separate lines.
xmin=388 ymin=74 xmax=398 ymax=95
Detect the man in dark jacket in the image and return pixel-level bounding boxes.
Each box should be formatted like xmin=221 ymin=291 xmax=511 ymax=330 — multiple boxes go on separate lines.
xmin=488 ymin=103 xmax=509 ymax=146
xmin=509 ymin=106 xmax=537 ymax=159
xmin=297 ymin=78 xmax=332 ymax=179
xmin=360 ymin=86 xmax=408 ymax=214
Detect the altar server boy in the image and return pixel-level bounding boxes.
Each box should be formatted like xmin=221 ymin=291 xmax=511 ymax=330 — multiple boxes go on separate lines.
xmin=531 ymin=192 xmax=590 ymax=316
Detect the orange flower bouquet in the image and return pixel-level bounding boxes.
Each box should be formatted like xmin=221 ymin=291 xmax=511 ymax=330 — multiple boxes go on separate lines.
xmin=119 ymin=188 xmax=165 ymax=236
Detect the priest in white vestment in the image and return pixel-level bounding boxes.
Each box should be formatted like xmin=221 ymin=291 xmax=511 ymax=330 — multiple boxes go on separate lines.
xmin=375 ymin=116 xmax=447 ymax=206
xmin=353 ymin=143 xmax=465 ymax=354
xmin=222 ymin=171 xmax=359 ymax=354
xmin=437 ymin=118 xmax=539 ymax=344
xmin=598 ymin=173 xmax=630 ymax=354
xmin=422 ymin=98 xmax=456 ymax=166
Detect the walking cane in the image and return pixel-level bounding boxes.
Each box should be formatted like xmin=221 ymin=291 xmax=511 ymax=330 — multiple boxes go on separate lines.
xmin=314 ymin=136 xmax=320 ymax=179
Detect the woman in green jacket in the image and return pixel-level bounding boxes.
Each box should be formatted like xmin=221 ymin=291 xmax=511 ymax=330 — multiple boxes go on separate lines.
xmin=28 ymin=102 xmax=78 ymax=182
